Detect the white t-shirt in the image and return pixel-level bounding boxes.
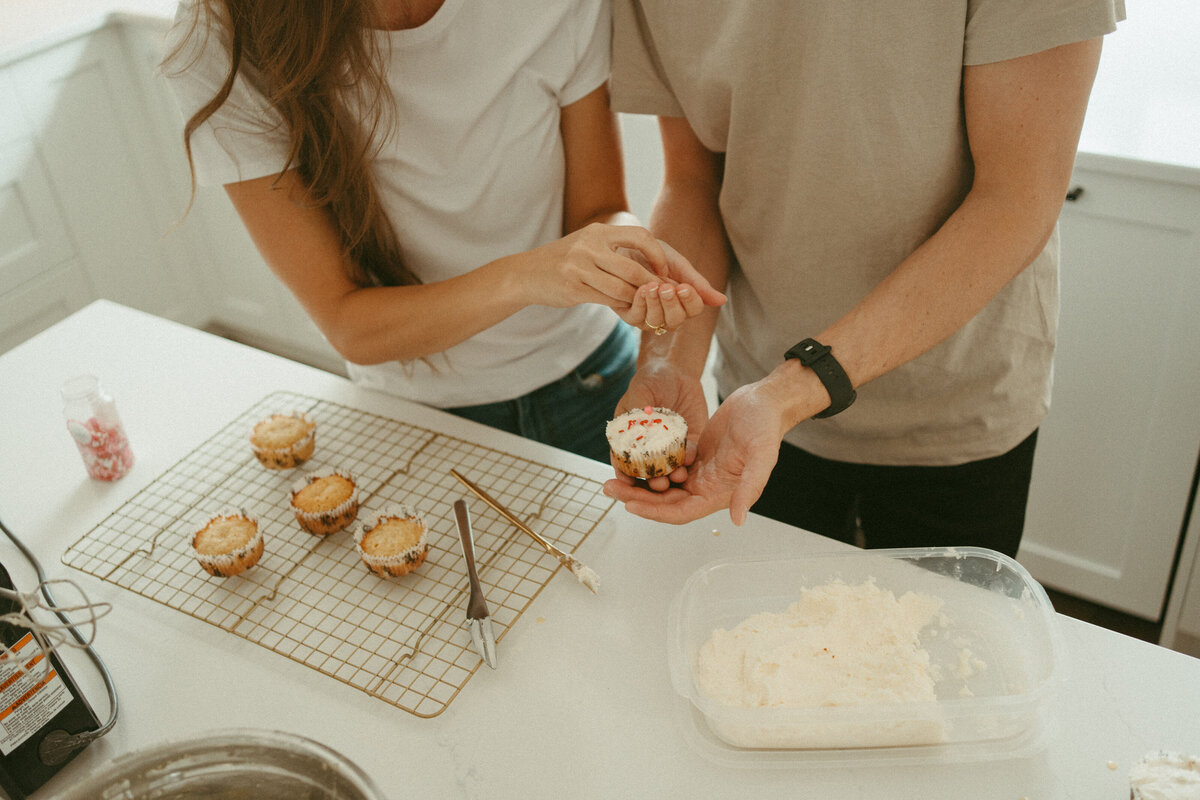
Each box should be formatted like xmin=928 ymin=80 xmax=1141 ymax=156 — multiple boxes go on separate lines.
xmin=165 ymin=0 xmax=619 ymax=407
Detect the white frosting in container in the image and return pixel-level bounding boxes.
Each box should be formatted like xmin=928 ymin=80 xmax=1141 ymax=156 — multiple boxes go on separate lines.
xmin=1130 ymin=752 xmax=1200 ymax=800
xmin=693 ymin=578 xmax=952 ymax=748
xmin=697 ymin=578 xmax=944 ymax=708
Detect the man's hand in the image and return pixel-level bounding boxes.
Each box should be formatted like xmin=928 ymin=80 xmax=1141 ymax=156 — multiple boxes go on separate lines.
xmin=608 ymin=357 xmax=709 ymax=490
xmin=604 ymin=380 xmax=787 ymax=525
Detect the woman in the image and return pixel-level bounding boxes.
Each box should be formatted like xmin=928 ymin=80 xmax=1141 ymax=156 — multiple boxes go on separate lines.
xmin=163 ymin=0 xmax=724 ymax=460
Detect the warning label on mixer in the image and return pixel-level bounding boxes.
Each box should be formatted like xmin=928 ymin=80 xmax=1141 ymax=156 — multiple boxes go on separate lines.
xmin=0 ymin=633 xmax=71 ymax=755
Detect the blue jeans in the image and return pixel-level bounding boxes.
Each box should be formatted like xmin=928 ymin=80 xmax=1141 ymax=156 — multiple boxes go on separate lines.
xmin=442 ymin=324 xmax=636 ymax=462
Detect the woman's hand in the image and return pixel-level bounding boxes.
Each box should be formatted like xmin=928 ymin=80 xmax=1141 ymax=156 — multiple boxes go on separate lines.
xmin=520 ymin=224 xmax=724 ymax=331
xmin=618 ymin=238 xmax=725 ymax=332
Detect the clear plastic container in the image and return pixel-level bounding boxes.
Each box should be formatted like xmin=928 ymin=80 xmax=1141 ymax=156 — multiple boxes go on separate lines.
xmin=61 ymin=374 xmax=134 ymax=481
xmin=668 ymin=547 xmax=1064 ymax=763
xmin=53 ymin=729 xmax=388 ymax=800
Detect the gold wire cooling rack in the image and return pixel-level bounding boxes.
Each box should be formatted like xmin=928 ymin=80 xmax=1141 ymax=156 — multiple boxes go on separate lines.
xmin=61 ymin=390 xmax=614 ymax=717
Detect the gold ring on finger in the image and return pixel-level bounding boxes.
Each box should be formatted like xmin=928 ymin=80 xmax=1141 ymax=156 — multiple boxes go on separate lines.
xmin=647 ymin=323 xmax=667 ymax=336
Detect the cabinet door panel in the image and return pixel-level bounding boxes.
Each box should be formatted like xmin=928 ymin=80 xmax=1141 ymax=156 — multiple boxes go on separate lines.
xmin=0 ymin=137 xmax=78 ymax=284
xmin=0 ymin=72 xmax=24 ymax=145
xmin=0 ymin=259 xmax=93 ymax=354
xmin=1020 ymin=156 xmax=1200 ymax=620
xmin=7 ymin=28 xmax=197 ymax=322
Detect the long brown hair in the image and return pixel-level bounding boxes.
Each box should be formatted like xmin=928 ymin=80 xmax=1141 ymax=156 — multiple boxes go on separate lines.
xmin=167 ymin=0 xmax=418 ymax=287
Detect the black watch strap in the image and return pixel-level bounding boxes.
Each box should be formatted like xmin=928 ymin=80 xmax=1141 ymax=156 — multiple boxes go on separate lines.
xmin=784 ymin=338 xmax=856 ymax=418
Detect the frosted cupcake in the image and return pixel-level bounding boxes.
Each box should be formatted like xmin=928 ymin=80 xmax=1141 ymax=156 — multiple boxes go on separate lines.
xmin=355 ymin=504 xmax=429 ymax=578
xmin=606 ymin=405 xmax=687 ymax=479
xmin=192 ymin=510 xmax=264 ymax=577
xmin=249 ymin=412 xmax=316 ymax=469
xmin=289 ymin=468 xmax=358 ymax=536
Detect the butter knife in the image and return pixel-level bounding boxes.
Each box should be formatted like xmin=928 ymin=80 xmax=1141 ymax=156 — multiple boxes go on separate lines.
xmin=453 ymin=499 xmax=497 ymax=669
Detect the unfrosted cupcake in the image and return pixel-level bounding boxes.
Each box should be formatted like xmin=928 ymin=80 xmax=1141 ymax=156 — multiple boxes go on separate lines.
xmin=249 ymin=412 xmax=316 ymax=469
xmin=606 ymin=405 xmax=687 ymax=479
xmin=192 ymin=511 xmax=264 ymax=577
xmin=289 ymin=468 xmax=358 ymax=536
xmin=355 ymin=504 xmax=429 ymax=578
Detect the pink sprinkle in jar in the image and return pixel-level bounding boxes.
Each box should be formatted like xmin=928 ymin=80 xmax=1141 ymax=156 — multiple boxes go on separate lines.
xmin=62 ymin=374 xmax=134 ymax=481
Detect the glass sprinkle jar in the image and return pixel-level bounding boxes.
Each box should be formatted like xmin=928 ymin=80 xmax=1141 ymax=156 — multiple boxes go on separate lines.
xmin=61 ymin=374 xmax=134 ymax=482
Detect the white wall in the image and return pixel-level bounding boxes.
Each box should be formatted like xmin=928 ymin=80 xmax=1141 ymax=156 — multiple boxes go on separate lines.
xmin=619 ymin=113 xmax=665 ymax=226
xmin=1078 ymin=0 xmax=1200 ymax=169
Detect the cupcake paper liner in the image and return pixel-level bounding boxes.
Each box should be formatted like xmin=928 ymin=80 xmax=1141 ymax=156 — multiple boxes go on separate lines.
xmin=250 ymin=411 xmax=316 ymax=470
xmin=355 ymin=503 xmax=429 ymax=578
xmin=191 ymin=508 xmax=265 ymax=578
xmin=289 ymin=467 xmax=359 ymax=536
xmin=612 ymin=439 xmax=687 ymax=480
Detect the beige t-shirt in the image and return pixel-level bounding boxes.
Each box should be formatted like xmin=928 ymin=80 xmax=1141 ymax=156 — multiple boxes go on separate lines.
xmin=611 ymin=0 xmax=1124 ymax=466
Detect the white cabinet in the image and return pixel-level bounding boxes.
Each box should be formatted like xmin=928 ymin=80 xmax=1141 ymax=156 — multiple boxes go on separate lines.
xmin=1019 ymin=153 xmax=1200 ymax=621
xmin=0 ymin=24 xmax=209 ymax=351
xmin=0 ymin=68 xmax=94 ymax=352
xmin=0 ymin=17 xmax=343 ymax=372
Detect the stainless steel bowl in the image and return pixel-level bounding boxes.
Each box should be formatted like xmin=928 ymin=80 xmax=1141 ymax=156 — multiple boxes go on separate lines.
xmin=53 ymin=729 xmax=388 ymax=800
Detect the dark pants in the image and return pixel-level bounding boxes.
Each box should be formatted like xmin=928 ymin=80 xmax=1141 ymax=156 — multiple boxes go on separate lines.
xmin=442 ymin=323 xmax=636 ymax=463
xmin=750 ymin=430 xmax=1039 ymax=558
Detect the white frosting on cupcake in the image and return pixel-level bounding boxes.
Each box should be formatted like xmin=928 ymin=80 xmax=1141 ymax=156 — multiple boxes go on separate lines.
xmin=606 ymin=406 xmax=687 ymax=479
xmin=606 ymin=406 xmax=685 ymax=456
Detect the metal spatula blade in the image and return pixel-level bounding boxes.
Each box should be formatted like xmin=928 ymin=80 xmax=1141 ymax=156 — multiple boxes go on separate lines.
xmin=454 ymin=499 xmax=497 ymax=669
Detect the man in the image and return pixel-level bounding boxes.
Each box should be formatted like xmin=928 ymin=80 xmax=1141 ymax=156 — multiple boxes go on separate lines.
xmin=603 ymin=1 xmax=1125 ymax=557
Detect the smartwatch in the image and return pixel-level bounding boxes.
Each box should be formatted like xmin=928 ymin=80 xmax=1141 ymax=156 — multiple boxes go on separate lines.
xmin=784 ymin=338 xmax=856 ymax=418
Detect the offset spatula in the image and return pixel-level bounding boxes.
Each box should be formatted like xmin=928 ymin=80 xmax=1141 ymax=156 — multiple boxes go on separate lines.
xmin=453 ymin=499 xmax=497 ymax=669
xmin=450 ymin=469 xmax=599 ymax=593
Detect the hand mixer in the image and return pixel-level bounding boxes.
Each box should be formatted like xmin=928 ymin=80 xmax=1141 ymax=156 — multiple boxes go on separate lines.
xmin=0 ymin=516 xmax=118 ymax=799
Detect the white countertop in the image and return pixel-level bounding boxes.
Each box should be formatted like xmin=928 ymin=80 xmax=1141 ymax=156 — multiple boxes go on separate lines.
xmin=1 ymin=300 xmax=1198 ymax=799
